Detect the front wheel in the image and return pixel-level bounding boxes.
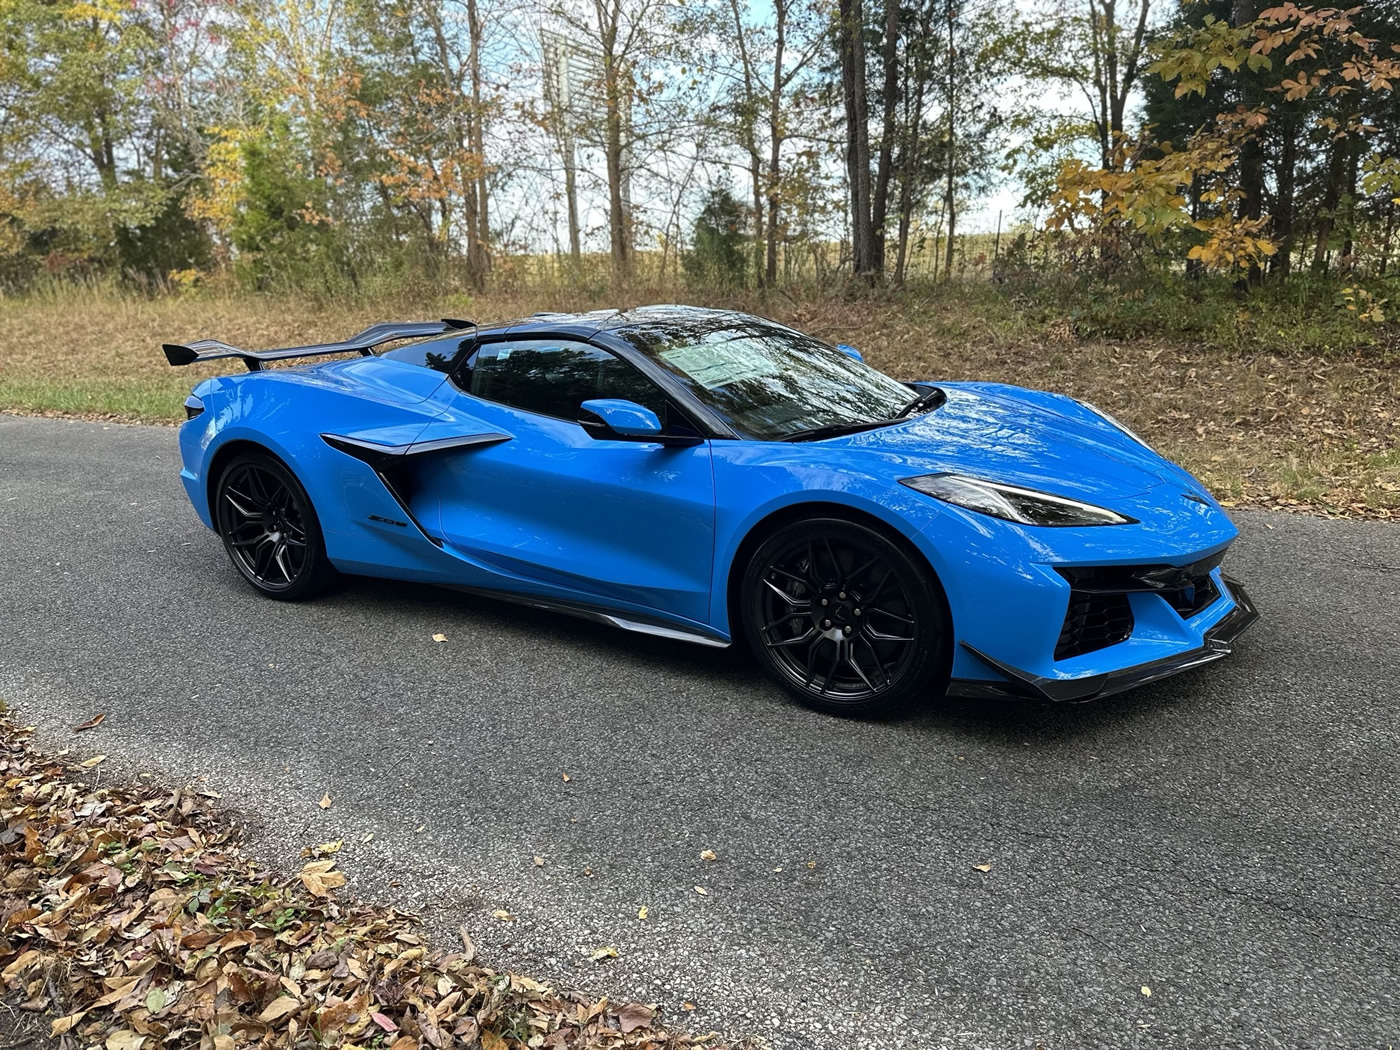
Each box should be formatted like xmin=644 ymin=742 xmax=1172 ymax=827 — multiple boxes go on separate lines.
xmin=740 ymin=518 xmax=951 ymax=717
xmin=214 ymin=452 xmax=336 ymax=601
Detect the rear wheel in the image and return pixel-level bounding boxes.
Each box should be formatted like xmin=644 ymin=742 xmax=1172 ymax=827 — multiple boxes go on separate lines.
xmin=214 ymin=452 xmax=336 ymax=600
xmin=741 ymin=518 xmax=950 ymax=717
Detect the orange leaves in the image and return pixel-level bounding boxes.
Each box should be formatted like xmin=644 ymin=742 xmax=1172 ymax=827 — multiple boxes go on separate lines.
xmin=0 ymin=718 xmax=727 ymax=1050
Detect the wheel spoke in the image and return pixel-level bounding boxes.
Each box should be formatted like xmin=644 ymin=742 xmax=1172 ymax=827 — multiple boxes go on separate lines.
xmin=762 ymin=579 xmax=810 ymax=607
xmin=867 ymin=605 xmax=915 ymax=626
xmin=768 ymin=565 xmax=809 ymax=590
xmin=768 ymin=628 xmax=818 ymax=649
xmin=817 ymin=640 xmax=842 ymax=694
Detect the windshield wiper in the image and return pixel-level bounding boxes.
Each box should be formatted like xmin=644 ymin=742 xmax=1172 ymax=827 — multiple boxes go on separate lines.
xmin=778 ymin=419 xmax=901 ymax=442
xmin=893 ymin=385 xmax=947 ymax=419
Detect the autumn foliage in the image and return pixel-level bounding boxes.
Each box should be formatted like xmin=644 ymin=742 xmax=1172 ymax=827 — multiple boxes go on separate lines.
xmin=0 ymin=720 xmax=730 ymax=1050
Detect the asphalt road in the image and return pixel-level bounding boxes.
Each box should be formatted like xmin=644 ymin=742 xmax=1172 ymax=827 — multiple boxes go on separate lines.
xmin=1 ymin=413 xmax=1397 ymax=1050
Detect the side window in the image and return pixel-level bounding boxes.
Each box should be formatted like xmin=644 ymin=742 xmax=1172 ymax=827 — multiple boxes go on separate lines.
xmin=467 ymin=339 xmax=669 ymax=423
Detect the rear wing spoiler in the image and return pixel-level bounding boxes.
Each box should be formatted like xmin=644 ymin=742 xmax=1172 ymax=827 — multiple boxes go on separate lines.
xmin=162 ymin=318 xmax=475 ymax=371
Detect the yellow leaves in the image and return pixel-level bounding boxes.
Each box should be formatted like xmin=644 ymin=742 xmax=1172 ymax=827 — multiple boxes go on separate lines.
xmin=699 ymin=849 xmax=717 ymax=862
xmin=491 ymin=909 xmax=515 ymax=922
xmin=431 ymin=633 xmax=448 ymax=642
xmin=297 ymin=859 xmax=346 ymax=897
xmin=637 ymin=906 xmax=649 ymax=920
xmin=693 ymin=885 xmax=708 ymax=895
xmin=318 ymin=793 xmax=332 ymax=810
xmin=1141 ymin=985 xmax=1153 ymax=997
xmin=973 ymin=863 xmax=992 ymax=873
xmin=588 ymin=945 xmax=618 ymax=962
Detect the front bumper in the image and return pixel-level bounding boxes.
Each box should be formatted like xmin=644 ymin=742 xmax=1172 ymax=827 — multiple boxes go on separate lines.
xmin=948 ymin=576 xmax=1259 ymax=703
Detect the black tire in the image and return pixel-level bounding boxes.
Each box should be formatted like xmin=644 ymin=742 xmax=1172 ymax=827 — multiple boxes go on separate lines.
xmin=213 ymin=451 xmax=337 ymax=601
xmin=740 ymin=517 xmax=951 ymax=717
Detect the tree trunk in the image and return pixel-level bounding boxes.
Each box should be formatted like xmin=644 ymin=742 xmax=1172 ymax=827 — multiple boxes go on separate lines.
xmin=1272 ymin=115 xmax=1297 ymax=279
xmin=839 ymin=0 xmax=875 ymax=278
xmin=871 ymin=0 xmax=900 ymax=274
xmin=1232 ymin=0 xmax=1263 ymax=285
xmin=1312 ymin=137 xmax=1347 ymax=274
xmin=466 ymin=0 xmax=489 ymax=288
xmin=727 ymin=0 xmax=766 ymax=285
xmin=942 ymin=0 xmax=956 ymax=278
xmin=765 ymin=0 xmax=788 ymax=287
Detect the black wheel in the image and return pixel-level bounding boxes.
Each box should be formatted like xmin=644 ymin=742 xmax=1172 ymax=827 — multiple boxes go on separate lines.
xmin=741 ymin=518 xmax=951 ymax=717
xmin=214 ymin=452 xmax=336 ymax=601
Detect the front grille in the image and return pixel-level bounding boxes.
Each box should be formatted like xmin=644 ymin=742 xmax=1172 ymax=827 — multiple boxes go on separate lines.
xmin=1052 ymin=552 xmax=1228 ymax=661
xmin=1055 ymin=592 xmax=1134 ymax=660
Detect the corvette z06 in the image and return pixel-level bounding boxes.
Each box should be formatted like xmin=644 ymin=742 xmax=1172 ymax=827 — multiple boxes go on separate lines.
xmin=164 ymin=306 xmax=1258 ymax=716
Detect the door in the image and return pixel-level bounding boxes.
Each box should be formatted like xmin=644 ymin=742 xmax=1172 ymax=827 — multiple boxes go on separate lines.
xmin=428 ymin=337 xmax=716 ymax=625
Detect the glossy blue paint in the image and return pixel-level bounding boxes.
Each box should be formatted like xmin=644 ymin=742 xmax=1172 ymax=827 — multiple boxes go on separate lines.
xmin=580 ymin=398 xmax=665 ymax=437
xmin=171 ymin=306 xmax=1251 ymax=699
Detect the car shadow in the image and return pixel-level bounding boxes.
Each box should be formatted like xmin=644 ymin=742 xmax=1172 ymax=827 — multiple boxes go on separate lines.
xmin=328 ymin=573 xmax=1223 ymax=746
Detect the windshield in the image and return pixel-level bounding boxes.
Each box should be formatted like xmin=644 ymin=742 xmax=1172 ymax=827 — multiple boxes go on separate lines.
xmin=615 ymin=319 xmax=916 ymax=440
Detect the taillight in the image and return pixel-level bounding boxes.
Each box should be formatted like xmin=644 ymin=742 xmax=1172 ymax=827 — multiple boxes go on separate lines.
xmin=184 ymin=395 xmax=205 ymax=420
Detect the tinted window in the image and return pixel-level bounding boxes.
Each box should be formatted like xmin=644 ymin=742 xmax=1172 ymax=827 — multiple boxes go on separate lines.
xmin=612 ymin=319 xmax=914 ymax=440
xmin=466 ymin=339 xmax=668 ymax=422
xmin=381 ymin=336 xmax=469 ymax=373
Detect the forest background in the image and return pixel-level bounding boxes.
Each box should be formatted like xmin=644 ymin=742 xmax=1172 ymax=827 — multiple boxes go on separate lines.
xmin=2 ymin=0 xmax=1399 ymax=516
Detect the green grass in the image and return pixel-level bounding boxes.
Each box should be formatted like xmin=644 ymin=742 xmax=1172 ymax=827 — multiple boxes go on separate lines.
xmin=2 ymin=280 xmax=1398 ymax=517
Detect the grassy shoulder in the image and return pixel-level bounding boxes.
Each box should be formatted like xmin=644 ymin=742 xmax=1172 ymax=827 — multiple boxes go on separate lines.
xmin=1 ymin=283 xmax=1397 ymax=518
xmin=0 ymin=717 xmax=734 ymax=1050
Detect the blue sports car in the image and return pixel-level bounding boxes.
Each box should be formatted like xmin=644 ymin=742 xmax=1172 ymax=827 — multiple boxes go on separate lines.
xmin=165 ymin=305 xmax=1257 ymax=716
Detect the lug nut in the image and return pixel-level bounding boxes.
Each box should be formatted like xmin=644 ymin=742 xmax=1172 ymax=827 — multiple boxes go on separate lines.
xmin=854 ymin=608 xmax=862 ymax=616
xmin=839 ymin=591 xmax=847 ymax=599
xmin=820 ymin=598 xmax=828 ymax=606
xmin=822 ymin=619 xmax=831 ymax=628
xmin=843 ymin=626 xmax=852 ymax=635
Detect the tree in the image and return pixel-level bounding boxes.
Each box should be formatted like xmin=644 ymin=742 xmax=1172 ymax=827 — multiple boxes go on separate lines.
xmin=683 ymin=184 xmax=749 ymax=286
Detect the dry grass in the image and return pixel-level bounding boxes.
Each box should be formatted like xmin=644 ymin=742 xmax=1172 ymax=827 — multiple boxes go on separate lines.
xmin=2 ymin=285 xmax=1397 ymax=517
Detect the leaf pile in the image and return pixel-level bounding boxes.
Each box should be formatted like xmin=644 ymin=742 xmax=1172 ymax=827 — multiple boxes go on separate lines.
xmin=0 ymin=720 xmax=730 ymax=1049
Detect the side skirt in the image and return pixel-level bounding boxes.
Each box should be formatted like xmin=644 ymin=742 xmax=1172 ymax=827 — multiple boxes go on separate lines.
xmin=444 ymin=584 xmax=732 ymax=649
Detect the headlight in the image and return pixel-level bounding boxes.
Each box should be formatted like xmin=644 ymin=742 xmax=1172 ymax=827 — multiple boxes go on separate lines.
xmin=1076 ymin=399 xmax=1152 ymax=450
xmin=900 ymin=473 xmax=1136 ymax=527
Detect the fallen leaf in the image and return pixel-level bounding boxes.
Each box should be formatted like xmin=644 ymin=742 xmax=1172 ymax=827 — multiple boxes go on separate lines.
xmin=1142 ymin=986 xmax=1152 ymax=997
xmin=533 ymin=855 xmax=545 ymax=867
xmin=50 ymin=1012 xmax=87 ymax=1036
xmin=72 ymin=713 xmax=105 ymax=732
xmin=79 ymin=754 xmax=107 ymax=768
xmin=459 ymin=925 xmax=476 ymax=962
xmin=316 ymin=840 xmax=343 ymax=854
xmin=974 ymin=863 xmax=992 ymax=873
xmin=807 ymin=860 xmax=817 ymax=869
xmin=299 ymin=859 xmax=347 ymax=897
xmin=432 ymin=633 xmax=448 ymax=642
xmin=700 ymin=849 xmax=717 ymax=862
xmin=694 ymin=885 xmax=707 ymax=895
xmin=492 ymin=909 xmax=515 ymax=922
xmin=390 ymin=1037 xmax=418 ymax=1050
xmin=371 ymin=1011 xmax=399 ymax=1033
xmin=682 ymin=1001 xmax=697 ymax=1011
xmin=589 ymin=945 xmax=618 ymax=962
xmin=144 ymin=988 xmax=166 ymax=1014
xmin=616 ymin=1002 xmax=655 ymax=1034
xmin=257 ymin=995 xmax=300 ymax=1023
xmin=318 ymin=793 xmax=332 ymax=810
xmin=561 ymin=772 xmax=571 ymax=782
xmin=637 ymin=906 xmax=648 ymax=920
xmin=106 ymin=1031 xmax=144 ymax=1050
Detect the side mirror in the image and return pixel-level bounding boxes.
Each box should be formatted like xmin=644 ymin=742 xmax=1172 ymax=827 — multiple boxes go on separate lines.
xmin=580 ymin=398 xmax=664 ymax=439
xmin=836 ymin=343 xmax=864 ymax=362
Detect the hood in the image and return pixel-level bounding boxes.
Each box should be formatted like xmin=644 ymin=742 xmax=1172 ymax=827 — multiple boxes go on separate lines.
xmin=827 ymin=382 xmax=1183 ymax=505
